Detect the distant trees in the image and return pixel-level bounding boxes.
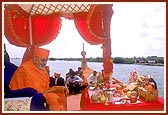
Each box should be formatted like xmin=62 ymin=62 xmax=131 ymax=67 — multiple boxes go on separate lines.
xmin=87 ymin=57 xmax=102 ymax=62
xmin=48 ymin=56 xmax=164 ymax=65
xmin=112 ymin=57 xmax=135 ymax=64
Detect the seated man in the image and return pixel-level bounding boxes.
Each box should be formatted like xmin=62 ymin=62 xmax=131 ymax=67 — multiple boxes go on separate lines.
xmin=87 ymin=71 xmax=98 ymax=85
xmin=75 ymin=67 xmax=82 ymax=75
xmin=9 ymin=46 xmax=69 ymax=111
xmin=4 ymin=45 xmax=43 ymax=111
xmin=65 ymin=68 xmax=74 ymax=80
xmin=53 ymin=72 xmax=65 ymax=86
xmin=66 ymin=70 xmax=83 ymax=94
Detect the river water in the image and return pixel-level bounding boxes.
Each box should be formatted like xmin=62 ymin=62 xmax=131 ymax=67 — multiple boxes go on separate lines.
xmin=10 ymin=58 xmax=165 ymax=98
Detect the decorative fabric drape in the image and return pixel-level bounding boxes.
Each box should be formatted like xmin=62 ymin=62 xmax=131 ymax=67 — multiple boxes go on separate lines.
xmin=4 ymin=5 xmax=62 ymax=47
xmin=73 ymin=5 xmax=107 ymax=45
xmin=74 ymin=4 xmax=113 ymax=82
xmin=101 ymin=4 xmax=114 ymax=83
xmin=4 ymin=4 xmax=113 ymax=82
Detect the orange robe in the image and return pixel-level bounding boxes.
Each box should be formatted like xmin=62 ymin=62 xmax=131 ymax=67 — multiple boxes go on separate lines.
xmin=9 ymin=59 xmax=66 ymax=111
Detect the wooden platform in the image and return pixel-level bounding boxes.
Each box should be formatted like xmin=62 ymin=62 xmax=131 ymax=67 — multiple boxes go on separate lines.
xmin=67 ymin=93 xmax=82 ymax=111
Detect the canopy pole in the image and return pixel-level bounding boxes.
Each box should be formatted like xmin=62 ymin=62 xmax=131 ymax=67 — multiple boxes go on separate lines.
xmin=81 ymin=43 xmax=88 ymax=69
xmin=29 ymin=15 xmax=33 ymax=46
xmin=21 ymin=15 xmax=34 ymax=64
xmin=83 ymin=43 xmax=84 ymax=51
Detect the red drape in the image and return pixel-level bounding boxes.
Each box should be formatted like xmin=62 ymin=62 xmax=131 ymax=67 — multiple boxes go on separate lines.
xmin=4 ymin=5 xmax=62 ymax=47
xmin=31 ymin=14 xmax=62 ymax=46
xmin=73 ymin=5 xmax=107 ymax=45
xmin=4 ymin=4 xmax=29 ymax=47
xmin=101 ymin=4 xmax=114 ymax=83
xmin=74 ymin=4 xmax=113 ymax=82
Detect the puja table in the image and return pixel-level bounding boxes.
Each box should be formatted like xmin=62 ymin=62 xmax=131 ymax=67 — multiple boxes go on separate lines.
xmin=80 ymin=88 xmax=164 ymax=111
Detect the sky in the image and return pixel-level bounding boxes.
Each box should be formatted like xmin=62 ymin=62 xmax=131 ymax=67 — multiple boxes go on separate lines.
xmin=3 ymin=2 xmax=166 ymax=58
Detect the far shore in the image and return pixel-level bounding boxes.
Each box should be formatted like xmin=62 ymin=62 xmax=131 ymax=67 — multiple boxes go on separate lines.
xmin=11 ymin=58 xmax=164 ymax=67
xmin=136 ymin=63 xmax=164 ymax=66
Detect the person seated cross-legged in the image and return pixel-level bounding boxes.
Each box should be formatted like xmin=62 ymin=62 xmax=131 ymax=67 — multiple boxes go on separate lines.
xmin=9 ymin=46 xmax=69 ymax=111
xmin=66 ymin=70 xmax=83 ymax=94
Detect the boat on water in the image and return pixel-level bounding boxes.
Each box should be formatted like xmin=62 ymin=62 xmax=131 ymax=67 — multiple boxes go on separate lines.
xmin=3 ymin=3 xmax=164 ymax=112
xmin=3 ymin=43 xmax=165 ymax=111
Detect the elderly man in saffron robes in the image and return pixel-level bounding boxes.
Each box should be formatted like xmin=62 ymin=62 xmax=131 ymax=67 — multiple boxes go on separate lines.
xmin=9 ymin=46 xmax=68 ymax=111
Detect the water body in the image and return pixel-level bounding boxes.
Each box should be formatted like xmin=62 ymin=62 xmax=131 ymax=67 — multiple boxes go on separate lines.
xmin=10 ymin=58 xmax=165 ymax=98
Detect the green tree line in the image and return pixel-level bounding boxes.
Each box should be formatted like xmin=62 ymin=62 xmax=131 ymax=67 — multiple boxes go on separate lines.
xmin=48 ymin=56 xmax=164 ymax=65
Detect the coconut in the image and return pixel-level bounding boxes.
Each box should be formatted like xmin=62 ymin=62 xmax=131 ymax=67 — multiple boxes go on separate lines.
xmin=99 ymin=94 xmax=106 ymax=103
xmin=91 ymin=94 xmax=99 ymax=103
xmin=126 ymin=91 xmax=132 ymax=98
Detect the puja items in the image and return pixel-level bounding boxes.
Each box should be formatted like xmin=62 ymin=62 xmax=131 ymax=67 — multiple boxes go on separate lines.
xmin=129 ymin=91 xmax=138 ymax=103
xmin=89 ymin=86 xmax=114 ymax=105
xmin=126 ymin=91 xmax=132 ymax=98
xmin=98 ymin=82 xmax=105 ymax=89
xmin=90 ymin=90 xmax=106 ymax=103
xmin=99 ymin=94 xmax=106 ymax=103
xmin=138 ymin=87 xmax=158 ymax=102
xmin=91 ymin=94 xmax=99 ymax=103
xmin=88 ymin=83 xmax=97 ymax=90
xmin=137 ymin=75 xmax=158 ymax=102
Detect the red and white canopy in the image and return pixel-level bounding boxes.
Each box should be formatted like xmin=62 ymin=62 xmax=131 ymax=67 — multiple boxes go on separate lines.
xmin=4 ymin=3 xmax=113 ymax=83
